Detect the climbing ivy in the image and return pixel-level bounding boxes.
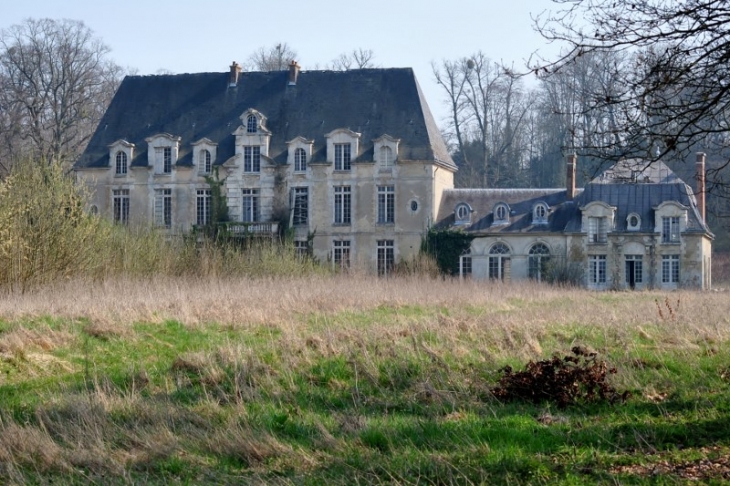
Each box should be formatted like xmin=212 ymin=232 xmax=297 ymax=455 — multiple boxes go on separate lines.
xmin=202 ymin=167 xmax=230 ymax=240
xmin=421 ymin=228 xmax=474 ymax=276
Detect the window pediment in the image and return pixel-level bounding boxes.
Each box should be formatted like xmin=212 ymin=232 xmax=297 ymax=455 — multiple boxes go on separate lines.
xmin=287 ymin=137 xmax=314 ymax=172
xmin=108 ymin=140 xmax=135 ymax=173
xmin=238 ymin=109 xmax=271 ymax=135
xmin=373 ymin=134 xmax=400 ymax=168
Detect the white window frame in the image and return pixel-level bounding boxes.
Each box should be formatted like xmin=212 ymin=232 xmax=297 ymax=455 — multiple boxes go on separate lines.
xmin=662 ymin=255 xmax=680 ymax=284
xmin=154 ymin=188 xmax=172 ymax=229
xmin=154 ymin=147 xmax=172 ymax=174
xmin=377 ymin=185 xmax=395 ymax=224
xmin=533 ymin=203 xmax=548 ymax=224
xmin=334 ymin=186 xmax=351 ymax=225
xmin=112 ymin=189 xmax=130 ymax=225
xmin=588 ymin=216 xmax=608 ymax=244
xmin=459 ymin=249 xmax=472 ymax=279
xmin=589 ymin=255 xmax=607 ymax=287
xmin=199 ymin=149 xmax=212 ymax=175
xmin=294 ymin=148 xmax=307 ymax=172
xmin=380 ymin=146 xmax=393 ymax=169
xmin=334 ymin=143 xmax=351 ymax=171
xmin=377 ymin=240 xmax=395 ymax=277
xmin=242 ymin=188 xmax=259 ymax=223
xmin=528 ymin=243 xmax=551 ymax=282
xmin=292 ymin=187 xmax=308 ymax=226
xmin=333 ymin=240 xmax=351 ymax=270
xmin=627 ymin=213 xmax=641 ymax=231
xmin=494 ymin=204 xmax=509 ymax=224
xmin=247 ymin=115 xmax=257 ymax=133
xmin=244 ymin=146 xmax=261 ymax=173
xmin=662 ymin=216 xmax=680 ymax=243
xmin=488 ymin=243 xmax=511 ymax=281
xmin=115 ymin=151 xmax=128 ymax=175
xmin=196 ymin=189 xmax=211 ymax=226
xmin=455 ymin=203 xmax=471 ymax=224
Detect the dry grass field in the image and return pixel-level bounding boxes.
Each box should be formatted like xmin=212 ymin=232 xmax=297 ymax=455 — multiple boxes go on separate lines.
xmin=2 ymin=275 xmax=730 ymax=484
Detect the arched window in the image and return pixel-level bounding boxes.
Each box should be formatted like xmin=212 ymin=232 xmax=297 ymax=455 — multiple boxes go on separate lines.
xmin=455 ymin=203 xmax=471 ymax=224
xmin=294 ymin=148 xmax=307 ymax=172
xmin=200 ymin=149 xmax=212 ymax=174
xmin=115 ymin=151 xmax=127 ymax=175
xmin=533 ymin=203 xmax=549 ymax=224
xmin=380 ymin=146 xmax=393 ymax=168
xmin=626 ymin=213 xmax=641 ymax=231
xmin=489 ymin=243 xmax=511 ymax=281
xmin=494 ymin=203 xmax=509 ymax=223
xmin=246 ymin=115 xmax=257 ymax=133
xmin=459 ymin=248 xmax=472 ymax=279
xmin=528 ymin=243 xmax=551 ymax=282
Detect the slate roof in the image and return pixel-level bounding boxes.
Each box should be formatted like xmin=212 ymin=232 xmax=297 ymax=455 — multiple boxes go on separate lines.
xmin=436 ymin=160 xmax=712 ymax=236
xmin=75 ymin=68 xmax=455 ymax=170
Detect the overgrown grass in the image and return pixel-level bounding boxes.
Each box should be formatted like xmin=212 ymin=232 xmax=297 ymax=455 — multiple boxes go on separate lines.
xmin=1 ymin=277 xmax=730 ymax=484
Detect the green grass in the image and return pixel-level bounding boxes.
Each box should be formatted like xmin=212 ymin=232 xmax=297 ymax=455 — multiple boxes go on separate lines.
xmin=2 ymin=296 xmax=730 ymax=484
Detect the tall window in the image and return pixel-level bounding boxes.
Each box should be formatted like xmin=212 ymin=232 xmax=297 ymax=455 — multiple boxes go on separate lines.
xmin=459 ymin=249 xmax=472 ymax=279
xmin=662 ymin=255 xmax=680 ymax=284
xmin=154 ymin=147 xmax=172 ymax=174
xmin=334 ymin=186 xmax=351 ymax=224
xmin=377 ymin=185 xmax=395 ymax=224
xmin=625 ymin=254 xmax=643 ymax=288
xmin=589 ymin=255 xmax=607 ymax=286
xmin=112 ymin=189 xmax=130 ymax=224
xmin=528 ymin=243 xmax=551 ymax=282
xmin=244 ymin=146 xmax=261 ymax=173
xmin=662 ymin=216 xmax=680 ymax=243
xmin=247 ymin=115 xmax=257 ymax=133
xmin=334 ymin=143 xmax=351 ymax=171
xmin=488 ymin=243 xmax=511 ymax=281
xmin=199 ymin=149 xmax=212 ymax=174
xmin=154 ymin=189 xmax=172 ymax=229
xmin=294 ymin=148 xmax=307 ymax=172
xmin=292 ymin=187 xmax=308 ymax=226
xmin=115 ymin=151 xmax=127 ymax=175
xmin=380 ymin=146 xmax=393 ymax=168
xmin=588 ymin=216 xmax=608 ymax=243
xmin=196 ymin=189 xmax=211 ymax=226
xmin=242 ymin=188 xmax=259 ymax=223
xmin=333 ymin=240 xmax=351 ymax=270
xmin=377 ymin=240 xmax=394 ymax=277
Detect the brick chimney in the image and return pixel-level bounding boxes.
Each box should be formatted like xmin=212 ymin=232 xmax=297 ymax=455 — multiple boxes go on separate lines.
xmin=695 ymin=152 xmax=706 ymax=223
xmin=566 ymin=153 xmax=577 ymax=200
xmin=288 ymin=60 xmax=300 ymax=86
xmin=229 ymin=61 xmax=241 ymax=87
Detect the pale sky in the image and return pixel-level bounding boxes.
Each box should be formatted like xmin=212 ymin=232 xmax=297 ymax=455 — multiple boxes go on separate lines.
xmin=3 ymin=0 xmax=566 ymax=125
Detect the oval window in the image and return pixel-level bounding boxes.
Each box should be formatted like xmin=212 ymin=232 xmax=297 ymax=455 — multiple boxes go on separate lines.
xmin=410 ymin=200 xmax=419 ymax=212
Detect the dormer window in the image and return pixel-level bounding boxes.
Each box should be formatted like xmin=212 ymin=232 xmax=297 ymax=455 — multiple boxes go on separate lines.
xmin=533 ymin=202 xmax=549 ymax=224
xmin=156 ymin=147 xmax=172 ymax=174
xmin=192 ymin=138 xmax=218 ymax=176
xmin=200 ymin=149 xmax=212 ymax=174
xmin=326 ymin=128 xmax=361 ymax=172
xmin=115 ymin=151 xmax=128 ymax=175
xmin=380 ymin=146 xmax=393 ymax=168
xmin=455 ymin=203 xmax=472 ymax=224
xmin=373 ymin=134 xmax=400 ymax=170
xmin=493 ymin=203 xmax=509 ymax=224
xmin=295 ymin=148 xmax=307 ymax=172
xmin=247 ymin=115 xmax=257 ymax=133
xmin=335 ymin=143 xmax=351 ymax=171
xmin=627 ymin=213 xmax=641 ymax=231
xmin=145 ymin=133 xmax=180 ymax=175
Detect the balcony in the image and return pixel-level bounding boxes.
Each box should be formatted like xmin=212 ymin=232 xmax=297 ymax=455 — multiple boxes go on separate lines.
xmin=226 ymin=221 xmax=279 ymax=236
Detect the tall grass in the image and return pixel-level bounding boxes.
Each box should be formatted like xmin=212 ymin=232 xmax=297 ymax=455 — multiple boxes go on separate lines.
xmin=0 ymin=160 xmax=324 ymax=291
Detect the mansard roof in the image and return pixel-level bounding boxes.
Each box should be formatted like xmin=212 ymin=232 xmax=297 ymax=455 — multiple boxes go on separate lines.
xmin=75 ymin=68 xmax=455 ymax=171
xmin=436 ymin=159 xmax=712 ymax=236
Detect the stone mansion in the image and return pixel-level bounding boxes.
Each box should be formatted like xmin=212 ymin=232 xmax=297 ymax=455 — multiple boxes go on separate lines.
xmin=75 ymin=62 xmax=713 ymax=289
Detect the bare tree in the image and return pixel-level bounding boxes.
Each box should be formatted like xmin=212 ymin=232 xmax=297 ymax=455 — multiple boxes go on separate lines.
xmin=246 ymin=43 xmax=298 ymax=71
xmin=0 ymin=18 xmax=123 ymax=168
xmin=534 ymin=0 xmax=730 ymax=184
xmin=330 ymin=48 xmax=376 ymax=70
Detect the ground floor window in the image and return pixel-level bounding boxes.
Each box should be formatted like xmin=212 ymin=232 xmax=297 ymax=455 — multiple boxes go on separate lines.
xmin=625 ymin=254 xmax=643 ymax=288
xmin=196 ymin=189 xmax=211 ymax=226
xmin=242 ymin=188 xmax=259 ymax=223
xmin=294 ymin=240 xmax=309 ymax=259
xmin=589 ymin=255 xmax=607 ymax=287
xmin=528 ymin=243 xmax=550 ymax=282
xmin=377 ymin=240 xmax=394 ymax=277
xmin=459 ymin=249 xmax=472 ymax=279
xmin=488 ymin=243 xmax=511 ymax=281
xmin=662 ymin=255 xmax=680 ymax=284
xmin=333 ymin=240 xmax=351 ymax=270
xmin=154 ymin=189 xmax=172 ymax=228
xmin=113 ymin=189 xmax=130 ymax=224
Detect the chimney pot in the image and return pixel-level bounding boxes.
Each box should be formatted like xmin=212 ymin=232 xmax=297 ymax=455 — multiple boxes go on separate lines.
xmin=566 ymin=153 xmax=577 ymax=200
xmin=229 ymin=61 xmax=241 ymax=87
xmin=288 ymin=60 xmax=300 ymax=86
xmin=695 ymin=152 xmax=706 ymax=223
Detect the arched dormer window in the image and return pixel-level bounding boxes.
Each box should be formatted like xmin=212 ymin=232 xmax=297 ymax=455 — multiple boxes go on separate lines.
xmin=200 ymin=149 xmax=212 ymax=174
xmin=115 ymin=151 xmax=128 ymax=175
xmin=626 ymin=213 xmax=641 ymax=231
xmin=533 ymin=202 xmax=549 ymax=224
xmin=247 ymin=114 xmax=257 ymax=133
xmin=295 ymin=148 xmax=307 ymax=172
xmin=455 ymin=203 xmax=472 ymax=225
xmin=493 ymin=203 xmax=510 ymax=224
xmin=380 ymin=146 xmax=393 ymax=168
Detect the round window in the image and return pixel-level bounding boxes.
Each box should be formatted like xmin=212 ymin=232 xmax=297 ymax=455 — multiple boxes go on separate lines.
xmin=410 ymin=200 xmax=419 ymax=212
xmin=456 ymin=204 xmax=469 ymax=220
xmin=628 ymin=214 xmax=640 ymax=229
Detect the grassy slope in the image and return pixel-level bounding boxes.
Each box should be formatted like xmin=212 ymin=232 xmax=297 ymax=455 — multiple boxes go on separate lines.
xmin=1 ymin=276 xmax=730 ymax=484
